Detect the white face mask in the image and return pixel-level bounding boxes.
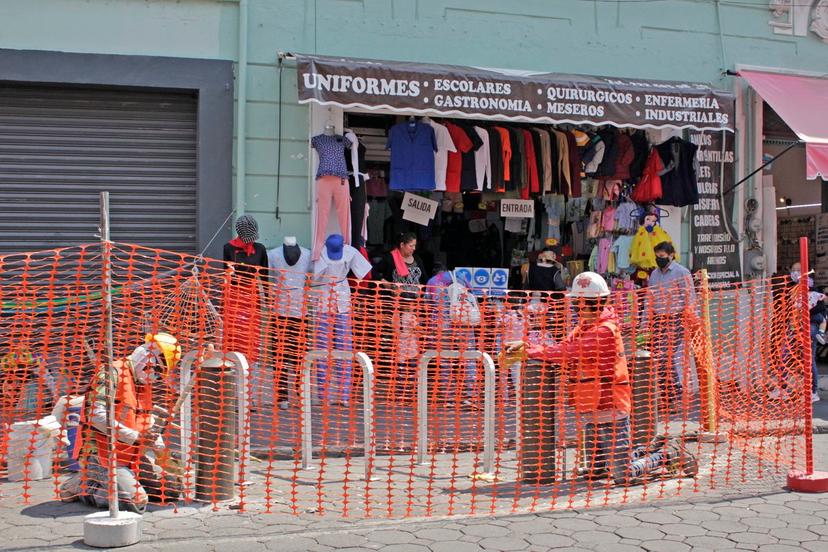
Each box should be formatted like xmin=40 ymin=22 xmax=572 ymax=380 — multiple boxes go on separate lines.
xmin=536 ymin=262 xmax=554 ymax=268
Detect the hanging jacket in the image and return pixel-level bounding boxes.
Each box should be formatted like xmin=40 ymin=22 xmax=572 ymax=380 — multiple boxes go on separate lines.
xmin=656 ymin=137 xmax=699 ymax=207
xmin=628 ymin=130 xmax=650 ymax=180
xmin=602 ymin=133 xmax=634 ymax=181
xmin=593 ymin=129 xmax=618 ymax=178
xmin=526 ymin=307 xmax=631 ymax=414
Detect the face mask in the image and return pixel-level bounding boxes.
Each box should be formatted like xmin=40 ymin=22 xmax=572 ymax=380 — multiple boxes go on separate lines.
xmin=645 ymin=225 xmax=655 ymax=233
xmin=656 ymin=257 xmax=671 ymax=269
xmin=536 ymin=261 xmax=554 ymax=268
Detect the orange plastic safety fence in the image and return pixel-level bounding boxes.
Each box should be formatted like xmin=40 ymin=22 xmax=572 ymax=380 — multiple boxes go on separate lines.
xmin=0 ymin=243 xmax=812 ymax=517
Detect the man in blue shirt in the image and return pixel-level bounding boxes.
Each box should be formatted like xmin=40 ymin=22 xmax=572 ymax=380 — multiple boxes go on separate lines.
xmin=644 ymin=241 xmax=697 ymax=414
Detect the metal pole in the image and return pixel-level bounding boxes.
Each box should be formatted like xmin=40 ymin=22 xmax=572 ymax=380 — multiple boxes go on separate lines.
xmin=800 ymin=237 xmax=814 ymax=475
xmin=698 ymin=269 xmax=718 ymax=434
xmin=99 ymin=191 xmax=118 ymax=519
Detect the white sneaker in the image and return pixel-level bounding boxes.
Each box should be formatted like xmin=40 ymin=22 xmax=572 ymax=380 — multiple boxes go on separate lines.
xmin=812 ymin=392 xmax=821 ymax=403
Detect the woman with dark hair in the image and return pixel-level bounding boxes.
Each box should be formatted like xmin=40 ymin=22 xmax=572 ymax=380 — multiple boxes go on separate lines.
xmin=374 ymin=232 xmax=427 ymax=298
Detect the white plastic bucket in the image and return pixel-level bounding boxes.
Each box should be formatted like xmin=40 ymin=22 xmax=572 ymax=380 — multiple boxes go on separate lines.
xmin=6 ymin=422 xmax=56 ymax=481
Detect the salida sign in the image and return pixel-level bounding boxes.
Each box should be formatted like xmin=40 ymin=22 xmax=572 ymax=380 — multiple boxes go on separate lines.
xmin=690 ymin=132 xmax=741 ymax=285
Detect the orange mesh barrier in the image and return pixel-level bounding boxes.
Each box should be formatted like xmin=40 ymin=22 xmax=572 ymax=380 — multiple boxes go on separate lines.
xmin=0 ymin=242 xmax=814 ymax=516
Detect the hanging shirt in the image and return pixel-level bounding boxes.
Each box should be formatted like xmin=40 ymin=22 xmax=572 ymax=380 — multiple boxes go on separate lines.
xmin=611 ymin=235 xmax=635 ymax=270
xmin=656 ymin=137 xmax=700 ymax=207
xmin=444 ymin=122 xmax=474 ymax=193
xmin=473 ymin=126 xmax=492 ymax=191
xmin=343 ymin=131 xmax=368 ymax=186
xmin=486 ymin=128 xmax=504 ymax=192
xmin=313 ymin=245 xmax=372 ymax=314
xmin=426 ymin=119 xmax=457 ymax=191
xmin=520 ymin=129 xmax=540 ymax=197
xmin=597 ymin=238 xmax=612 ymax=274
xmin=457 ymin=122 xmax=484 ymax=191
xmin=614 ymin=202 xmax=639 ymax=233
xmin=366 ymin=199 xmax=392 ymax=245
xmin=493 ymin=127 xmax=512 ymax=184
xmin=386 ymin=121 xmax=438 ymax=191
xmin=535 ymin=128 xmax=554 ymax=193
xmin=312 ymin=133 xmax=352 ymax=179
xmin=601 ymin=206 xmax=617 ymax=232
xmin=268 ymin=246 xmax=311 ymax=319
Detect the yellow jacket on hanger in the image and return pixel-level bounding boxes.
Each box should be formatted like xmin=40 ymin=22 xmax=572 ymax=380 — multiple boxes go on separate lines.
xmin=630 ymin=225 xmax=677 ymax=271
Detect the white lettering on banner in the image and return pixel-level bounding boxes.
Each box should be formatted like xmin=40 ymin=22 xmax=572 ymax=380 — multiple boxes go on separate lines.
xmin=303 ymin=72 xmax=421 ymax=97
xmin=401 ymin=192 xmax=438 ymax=227
xmin=500 ymin=199 xmax=535 ymax=219
xmin=433 ymin=95 xmax=532 ymax=112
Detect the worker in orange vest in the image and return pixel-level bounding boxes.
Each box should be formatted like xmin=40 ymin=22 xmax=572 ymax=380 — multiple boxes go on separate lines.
xmin=60 ymin=335 xmax=180 ymax=513
xmin=506 ymin=271 xmax=698 ymax=484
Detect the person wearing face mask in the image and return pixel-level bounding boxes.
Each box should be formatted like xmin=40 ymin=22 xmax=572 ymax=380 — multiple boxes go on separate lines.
xmin=525 ymin=247 xmax=566 ymax=293
xmin=504 ymin=272 xmax=697 ymax=484
xmin=643 ymin=241 xmax=696 ymax=415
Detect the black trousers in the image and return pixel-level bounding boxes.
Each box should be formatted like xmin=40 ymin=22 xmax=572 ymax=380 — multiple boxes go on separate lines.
xmin=349 ymin=176 xmax=367 ymax=248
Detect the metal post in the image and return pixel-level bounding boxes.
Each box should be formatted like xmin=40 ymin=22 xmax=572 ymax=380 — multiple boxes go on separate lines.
xmin=357 ymin=352 xmax=375 ymax=482
xmin=301 ymin=350 xmax=375 ymax=480
xmin=800 ymin=237 xmax=814 ymax=475
xmin=698 ymin=269 xmax=719 ymax=435
xmin=99 ymin=191 xmax=118 ymax=519
xmin=416 ymin=350 xmax=495 ymax=474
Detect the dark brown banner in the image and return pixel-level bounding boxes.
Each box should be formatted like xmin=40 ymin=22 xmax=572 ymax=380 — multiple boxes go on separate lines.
xmin=295 ymin=54 xmax=735 ymax=132
xmin=690 ymin=131 xmax=742 ymax=285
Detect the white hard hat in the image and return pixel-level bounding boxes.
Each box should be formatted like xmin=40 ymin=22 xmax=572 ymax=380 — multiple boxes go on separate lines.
xmin=568 ymin=271 xmax=611 ymax=299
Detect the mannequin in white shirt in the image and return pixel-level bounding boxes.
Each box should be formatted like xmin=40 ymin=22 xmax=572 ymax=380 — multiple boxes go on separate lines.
xmin=267 ymin=236 xmax=312 ymax=410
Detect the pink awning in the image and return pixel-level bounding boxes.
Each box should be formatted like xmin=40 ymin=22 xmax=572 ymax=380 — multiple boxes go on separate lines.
xmin=740 ymin=70 xmax=828 ymax=180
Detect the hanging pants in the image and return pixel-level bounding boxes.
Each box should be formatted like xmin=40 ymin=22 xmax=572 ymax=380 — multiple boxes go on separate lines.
xmin=349 ymin=175 xmax=367 ymax=249
xmin=313 ymin=176 xmax=351 ymax=260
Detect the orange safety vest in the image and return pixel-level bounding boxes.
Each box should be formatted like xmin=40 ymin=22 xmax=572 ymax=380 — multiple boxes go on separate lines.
xmin=92 ymin=363 xmax=153 ymax=470
xmin=566 ymin=318 xmax=631 ymax=415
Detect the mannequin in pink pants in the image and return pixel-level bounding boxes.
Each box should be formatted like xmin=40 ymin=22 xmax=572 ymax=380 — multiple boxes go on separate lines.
xmin=313 ymin=175 xmax=351 ymax=260
xmin=311 ymin=129 xmax=353 ymax=260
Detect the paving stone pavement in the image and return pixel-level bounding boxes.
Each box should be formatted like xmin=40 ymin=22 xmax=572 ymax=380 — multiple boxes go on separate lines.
xmin=2 ymin=429 xmax=827 ymax=551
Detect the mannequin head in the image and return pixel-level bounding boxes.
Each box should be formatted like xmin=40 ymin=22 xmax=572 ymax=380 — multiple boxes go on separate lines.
xmin=235 ymin=215 xmax=259 ymax=243
xmin=283 ymin=236 xmax=301 ymax=266
xmin=325 ymin=234 xmax=345 ymax=260
xmin=642 ymin=213 xmax=659 ymax=233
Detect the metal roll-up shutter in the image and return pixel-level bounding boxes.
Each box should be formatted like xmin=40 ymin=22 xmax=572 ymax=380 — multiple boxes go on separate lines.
xmin=0 ymin=84 xmax=198 ymax=256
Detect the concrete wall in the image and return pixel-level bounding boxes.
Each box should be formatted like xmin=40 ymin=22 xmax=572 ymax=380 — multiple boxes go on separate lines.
xmin=1 ymin=0 xmax=827 ymax=252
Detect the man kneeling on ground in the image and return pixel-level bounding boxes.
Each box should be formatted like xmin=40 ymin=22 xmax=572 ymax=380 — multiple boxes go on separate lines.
xmin=505 ymin=271 xmax=698 ymax=484
xmin=60 ymin=338 xmax=181 ymax=513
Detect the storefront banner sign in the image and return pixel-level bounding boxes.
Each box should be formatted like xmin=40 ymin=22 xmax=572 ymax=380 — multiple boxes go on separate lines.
xmin=690 ymin=131 xmax=742 ymax=286
xmin=401 ymin=192 xmax=438 ymax=226
xmin=501 ymin=199 xmax=535 ymax=218
xmin=814 ymin=214 xmax=828 ymax=283
xmin=296 ymin=54 xmax=735 ymax=132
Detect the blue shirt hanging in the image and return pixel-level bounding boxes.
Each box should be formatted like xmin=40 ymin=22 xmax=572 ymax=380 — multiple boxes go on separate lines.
xmin=386 ymin=121 xmax=437 ymax=191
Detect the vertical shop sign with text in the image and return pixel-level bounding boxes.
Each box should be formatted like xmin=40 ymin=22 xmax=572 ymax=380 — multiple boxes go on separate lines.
xmin=690 ymin=131 xmax=742 ymax=285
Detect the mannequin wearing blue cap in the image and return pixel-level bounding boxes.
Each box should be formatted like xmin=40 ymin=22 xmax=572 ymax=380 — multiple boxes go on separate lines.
xmin=313 ymin=234 xmax=372 ymax=406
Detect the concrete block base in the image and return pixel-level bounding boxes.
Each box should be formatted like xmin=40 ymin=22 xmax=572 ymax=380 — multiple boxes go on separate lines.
xmin=83 ymin=511 xmax=142 ymax=548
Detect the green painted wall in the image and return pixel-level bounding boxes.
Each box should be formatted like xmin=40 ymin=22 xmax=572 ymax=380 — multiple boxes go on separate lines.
xmin=1 ymin=0 xmax=826 ymax=251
